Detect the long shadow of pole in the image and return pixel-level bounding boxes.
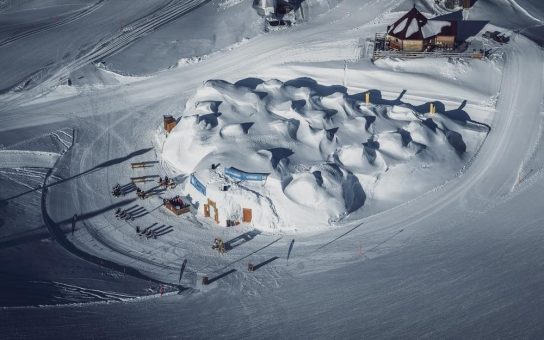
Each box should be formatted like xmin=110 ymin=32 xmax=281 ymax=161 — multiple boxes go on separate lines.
xmin=314 ymin=222 xmax=364 ymax=252
xmin=215 ymin=237 xmax=283 ymax=274
xmin=207 ymin=269 xmax=236 ymax=284
xmin=252 ymin=256 xmax=279 ymax=271
xmin=5 ymin=147 xmax=153 ymax=201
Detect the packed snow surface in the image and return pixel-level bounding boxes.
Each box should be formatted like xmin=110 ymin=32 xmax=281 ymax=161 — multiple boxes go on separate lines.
xmin=1 ymin=0 xmax=544 ymax=338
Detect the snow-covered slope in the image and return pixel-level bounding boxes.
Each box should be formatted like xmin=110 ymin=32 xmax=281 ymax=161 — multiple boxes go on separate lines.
xmin=1 ymin=0 xmax=544 ymax=337
xmin=0 ymin=1 xmax=174 ymax=91
xmin=103 ymin=0 xmax=262 ymax=75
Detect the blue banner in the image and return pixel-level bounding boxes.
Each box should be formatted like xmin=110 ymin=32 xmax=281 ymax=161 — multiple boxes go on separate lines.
xmin=190 ymin=174 xmax=206 ymax=196
xmin=224 ymin=167 xmax=268 ymax=181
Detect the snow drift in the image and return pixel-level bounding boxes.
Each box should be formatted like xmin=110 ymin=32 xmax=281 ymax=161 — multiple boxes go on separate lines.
xmin=162 ymin=79 xmax=487 ymax=232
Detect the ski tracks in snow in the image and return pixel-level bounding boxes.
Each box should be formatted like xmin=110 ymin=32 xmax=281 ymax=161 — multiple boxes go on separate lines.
xmin=0 ymin=0 xmax=106 ymax=48
xmin=40 ymin=0 xmax=212 ymax=86
xmin=1 ymin=0 xmax=211 ymax=109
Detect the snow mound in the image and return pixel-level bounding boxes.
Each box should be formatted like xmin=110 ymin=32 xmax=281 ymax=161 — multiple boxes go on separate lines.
xmin=162 ymin=79 xmax=487 ymax=232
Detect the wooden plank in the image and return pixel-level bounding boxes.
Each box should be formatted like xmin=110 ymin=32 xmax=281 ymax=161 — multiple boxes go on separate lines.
xmin=242 ymin=208 xmax=252 ymax=223
xmin=130 ymin=176 xmax=154 ymax=183
xmin=130 ymin=161 xmax=157 ymax=168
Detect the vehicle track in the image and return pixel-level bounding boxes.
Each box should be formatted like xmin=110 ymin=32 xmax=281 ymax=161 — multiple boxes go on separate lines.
xmin=1 ymin=0 xmax=212 ymax=109
xmin=0 ymin=0 xmax=105 ymax=48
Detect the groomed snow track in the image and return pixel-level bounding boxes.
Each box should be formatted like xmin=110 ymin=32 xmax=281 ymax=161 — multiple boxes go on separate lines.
xmin=1 ymin=0 xmax=212 ymax=108
xmin=0 ymin=0 xmax=106 ymax=48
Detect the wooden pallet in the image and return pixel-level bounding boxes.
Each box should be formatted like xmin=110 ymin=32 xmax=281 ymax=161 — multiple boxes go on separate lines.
xmin=130 ymin=162 xmax=156 ymax=169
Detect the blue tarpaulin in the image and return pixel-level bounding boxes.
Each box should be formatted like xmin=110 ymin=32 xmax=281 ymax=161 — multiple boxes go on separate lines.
xmin=190 ymin=174 xmax=206 ymax=195
xmin=224 ymin=167 xmax=268 ymax=181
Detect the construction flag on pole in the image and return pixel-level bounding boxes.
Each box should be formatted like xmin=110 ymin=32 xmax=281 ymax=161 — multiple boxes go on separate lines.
xmin=179 ymin=259 xmax=187 ymax=283
xmin=286 ymin=239 xmax=295 ymax=265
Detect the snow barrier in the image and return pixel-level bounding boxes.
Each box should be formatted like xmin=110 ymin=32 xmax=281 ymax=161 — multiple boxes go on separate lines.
xmin=224 ymin=167 xmax=268 ymax=181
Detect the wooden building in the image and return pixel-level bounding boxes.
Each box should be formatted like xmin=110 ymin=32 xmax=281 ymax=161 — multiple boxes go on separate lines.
xmin=252 ymin=0 xmax=296 ymax=17
xmin=253 ymin=0 xmax=277 ymax=16
xmin=386 ymin=6 xmax=457 ymax=52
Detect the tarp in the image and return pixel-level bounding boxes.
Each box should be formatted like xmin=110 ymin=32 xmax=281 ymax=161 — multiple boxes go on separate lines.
xmin=190 ymin=174 xmax=206 ymax=195
xmin=224 ymin=167 xmax=268 ymax=181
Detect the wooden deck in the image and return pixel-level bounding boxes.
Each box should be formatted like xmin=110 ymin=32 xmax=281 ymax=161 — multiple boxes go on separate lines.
xmin=371 ymin=33 xmax=484 ymax=61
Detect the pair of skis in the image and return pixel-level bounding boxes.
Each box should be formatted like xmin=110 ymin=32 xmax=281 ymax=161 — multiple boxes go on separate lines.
xmin=115 ymin=209 xmax=134 ymax=221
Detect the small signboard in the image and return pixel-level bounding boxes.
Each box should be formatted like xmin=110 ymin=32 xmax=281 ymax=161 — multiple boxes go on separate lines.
xmin=190 ymin=174 xmax=206 ymax=196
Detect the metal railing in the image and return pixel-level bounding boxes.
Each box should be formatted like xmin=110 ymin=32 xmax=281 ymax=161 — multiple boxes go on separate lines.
xmin=371 ymin=33 xmax=484 ymax=61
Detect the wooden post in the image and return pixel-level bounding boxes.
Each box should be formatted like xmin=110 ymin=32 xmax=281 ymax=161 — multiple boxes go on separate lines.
xmin=207 ymin=199 xmax=219 ymax=224
xmin=242 ymin=208 xmax=252 ymax=223
xmin=163 ymin=115 xmax=176 ymax=134
xmin=365 ymin=92 xmax=370 ymax=106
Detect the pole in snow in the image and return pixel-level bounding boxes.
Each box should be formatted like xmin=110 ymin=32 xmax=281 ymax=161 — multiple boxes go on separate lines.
xmin=71 ymin=214 xmax=77 ymax=235
xmin=286 ymin=239 xmax=295 ymax=266
xmin=343 ymin=60 xmax=347 ymax=88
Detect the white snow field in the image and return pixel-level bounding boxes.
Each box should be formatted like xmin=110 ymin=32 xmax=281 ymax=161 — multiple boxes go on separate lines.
xmin=1 ymin=0 xmax=544 ymax=338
